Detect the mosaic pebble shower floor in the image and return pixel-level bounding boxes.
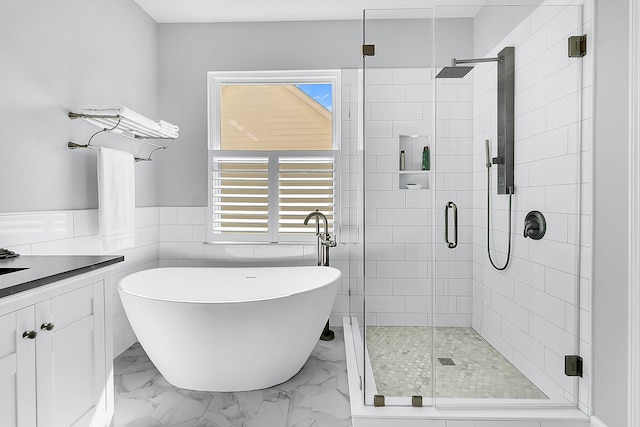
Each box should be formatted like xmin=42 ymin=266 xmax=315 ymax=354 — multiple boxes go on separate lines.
xmin=366 ymin=326 xmax=548 ymax=399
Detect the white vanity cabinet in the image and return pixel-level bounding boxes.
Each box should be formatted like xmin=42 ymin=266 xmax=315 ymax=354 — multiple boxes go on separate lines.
xmin=0 ymin=269 xmax=113 ymax=427
xmin=0 ymin=304 xmax=36 ymax=426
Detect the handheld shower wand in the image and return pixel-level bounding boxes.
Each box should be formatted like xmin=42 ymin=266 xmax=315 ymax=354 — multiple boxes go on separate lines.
xmin=485 ymin=139 xmax=492 ymax=169
xmin=485 ymin=139 xmax=513 ymax=271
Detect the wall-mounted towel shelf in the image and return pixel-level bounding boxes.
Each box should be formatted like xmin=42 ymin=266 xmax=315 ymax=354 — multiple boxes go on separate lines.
xmin=67 ymin=106 xmax=179 ymax=162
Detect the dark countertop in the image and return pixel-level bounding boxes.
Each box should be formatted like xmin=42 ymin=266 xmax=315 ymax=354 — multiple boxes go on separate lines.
xmin=0 ymin=255 xmax=124 ymax=299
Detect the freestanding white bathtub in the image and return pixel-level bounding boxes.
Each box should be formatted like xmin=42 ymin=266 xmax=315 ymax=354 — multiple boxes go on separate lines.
xmin=118 ymin=266 xmax=341 ymax=392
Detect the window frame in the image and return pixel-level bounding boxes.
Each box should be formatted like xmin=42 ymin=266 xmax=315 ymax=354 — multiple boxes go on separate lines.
xmin=206 ymin=70 xmax=342 ymax=244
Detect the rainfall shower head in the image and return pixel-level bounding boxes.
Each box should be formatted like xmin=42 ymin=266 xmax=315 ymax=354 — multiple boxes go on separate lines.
xmin=435 ymin=55 xmax=500 ymax=79
xmin=435 ymin=66 xmax=474 ymax=78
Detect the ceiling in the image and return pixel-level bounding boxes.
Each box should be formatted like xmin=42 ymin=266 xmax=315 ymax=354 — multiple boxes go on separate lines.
xmin=132 ymin=0 xmax=487 ymax=23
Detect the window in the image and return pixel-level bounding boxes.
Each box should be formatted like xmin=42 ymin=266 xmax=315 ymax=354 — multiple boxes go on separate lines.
xmin=207 ymin=71 xmax=341 ymax=242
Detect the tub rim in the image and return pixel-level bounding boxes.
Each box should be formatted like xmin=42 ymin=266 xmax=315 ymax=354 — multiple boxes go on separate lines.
xmin=118 ymin=265 xmax=342 ymax=304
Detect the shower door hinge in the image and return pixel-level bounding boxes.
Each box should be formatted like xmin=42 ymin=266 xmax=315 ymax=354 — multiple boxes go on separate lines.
xmin=362 ymin=44 xmax=375 ymax=57
xmin=568 ymin=34 xmax=587 ymax=57
xmin=373 ymin=394 xmax=385 ymax=407
xmin=412 ymin=396 xmax=423 ymax=407
xmin=359 ymin=376 xmax=362 ymax=390
xmin=565 ymin=355 xmax=583 ymax=377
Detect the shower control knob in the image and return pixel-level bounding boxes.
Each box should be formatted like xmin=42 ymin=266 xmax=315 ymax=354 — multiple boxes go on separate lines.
xmin=40 ymin=323 xmax=55 ymax=331
xmin=22 ymin=330 xmax=37 ymax=340
xmin=524 ymin=211 xmax=546 ymax=240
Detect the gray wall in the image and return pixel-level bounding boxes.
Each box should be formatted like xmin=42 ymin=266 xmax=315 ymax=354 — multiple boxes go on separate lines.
xmin=157 ymin=20 xmax=357 ymax=208
xmin=593 ymin=0 xmax=629 ymax=425
xmin=156 ymin=19 xmax=473 ymax=207
xmin=0 ymin=0 xmax=159 ymax=212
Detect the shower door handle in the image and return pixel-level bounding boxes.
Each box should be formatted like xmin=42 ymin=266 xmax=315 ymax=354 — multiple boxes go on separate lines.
xmin=445 ymin=201 xmax=458 ymax=249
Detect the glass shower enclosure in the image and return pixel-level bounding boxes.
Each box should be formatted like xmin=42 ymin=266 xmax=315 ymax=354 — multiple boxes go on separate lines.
xmin=352 ymin=2 xmax=586 ymax=409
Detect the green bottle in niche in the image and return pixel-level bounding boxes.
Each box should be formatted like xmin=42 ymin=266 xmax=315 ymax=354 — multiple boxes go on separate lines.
xmin=422 ymin=146 xmax=430 ymax=170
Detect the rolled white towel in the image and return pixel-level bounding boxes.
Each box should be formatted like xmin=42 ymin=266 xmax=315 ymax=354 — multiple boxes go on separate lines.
xmin=80 ymin=105 xmax=161 ymax=132
xmin=160 ymin=129 xmax=179 ymax=139
xmin=158 ymin=120 xmax=179 ymax=132
xmin=156 ymin=120 xmax=179 ymax=138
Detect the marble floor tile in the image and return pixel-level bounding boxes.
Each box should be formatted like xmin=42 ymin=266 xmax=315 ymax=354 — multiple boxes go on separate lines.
xmin=115 ymin=324 xmax=553 ymax=425
xmin=122 ymin=417 xmax=165 ymax=427
xmin=204 ymin=392 xmax=262 ymax=427
xmin=114 ymin=328 xmax=352 ymax=427
xmin=174 ymin=419 xmax=222 ymax=427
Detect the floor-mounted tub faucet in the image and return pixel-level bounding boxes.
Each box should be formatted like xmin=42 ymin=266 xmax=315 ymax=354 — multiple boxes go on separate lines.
xmin=303 ymin=210 xmax=336 ymax=341
xmin=303 ymin=210 xmax=336 ymax=267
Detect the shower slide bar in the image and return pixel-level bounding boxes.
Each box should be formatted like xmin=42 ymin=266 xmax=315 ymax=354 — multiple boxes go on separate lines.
xmin=445 ymin=201 xmax=458 ymax=249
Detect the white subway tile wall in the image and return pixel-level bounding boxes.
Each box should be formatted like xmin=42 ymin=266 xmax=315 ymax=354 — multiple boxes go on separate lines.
xmin=362 ymin=68 xmax=474 ymax=328
xmin=471 ymin=3 xmax=592 ymax=408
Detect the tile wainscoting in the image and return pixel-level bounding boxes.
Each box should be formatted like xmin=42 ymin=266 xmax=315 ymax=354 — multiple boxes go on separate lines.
xmin=0 ymin=206 xmax=355 ymax=357
xmin=0 ymin=208 xmax=160 ymax=356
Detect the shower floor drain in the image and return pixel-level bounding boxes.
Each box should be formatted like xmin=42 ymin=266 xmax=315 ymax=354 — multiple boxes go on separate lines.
xmin=438 ymin=357 xmax=456 ymax=366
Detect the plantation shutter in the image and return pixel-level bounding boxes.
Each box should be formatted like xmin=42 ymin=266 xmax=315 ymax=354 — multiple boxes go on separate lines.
xmin=211 ymin=156 xmax=270 ymax=237
xmin=211 ymin=153 xmax=336 ymax=241
xmin=278 ymin=156 xmax=335 ymax=235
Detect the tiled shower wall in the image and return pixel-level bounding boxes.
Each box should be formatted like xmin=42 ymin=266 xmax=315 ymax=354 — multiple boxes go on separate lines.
xmin=470 ymin=3 xmax=592 ymax=408
xmin=363 ymin=68 xmax=475 ymax=327
xmin=433 ymin=73 xmax=476 ymax=327
xmin=0 ymin=208 xmax=160 ymax=357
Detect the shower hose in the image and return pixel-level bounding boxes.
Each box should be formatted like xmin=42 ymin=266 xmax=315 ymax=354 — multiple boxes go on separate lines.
xmin=486 ymin=165 xmax=513 ymax=271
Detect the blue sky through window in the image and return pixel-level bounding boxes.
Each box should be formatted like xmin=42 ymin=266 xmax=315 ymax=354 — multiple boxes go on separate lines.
xmin=296 ymin=84 xmax=332 ymax=111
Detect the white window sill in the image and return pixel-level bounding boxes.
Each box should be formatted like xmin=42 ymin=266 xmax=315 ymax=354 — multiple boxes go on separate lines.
xmin=205 ymin=241 xmax=316 ymax=246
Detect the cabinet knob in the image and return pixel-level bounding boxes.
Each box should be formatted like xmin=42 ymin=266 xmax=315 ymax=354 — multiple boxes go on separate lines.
xmin=40 ymin=323 xmax=55 ymax=331
xmin=22 ymin=330 xmax=37 ymax=340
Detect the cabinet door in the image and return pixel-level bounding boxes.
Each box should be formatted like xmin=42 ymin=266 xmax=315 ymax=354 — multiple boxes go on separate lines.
xmin=35 ymin=281 xmax=105 ymax=427
xmin=0 ymin=306 xmax=37 ymax=427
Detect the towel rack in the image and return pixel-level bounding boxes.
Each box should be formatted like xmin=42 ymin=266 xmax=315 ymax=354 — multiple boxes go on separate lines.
xmin=67 ymin=109 xmax=179 ymax=162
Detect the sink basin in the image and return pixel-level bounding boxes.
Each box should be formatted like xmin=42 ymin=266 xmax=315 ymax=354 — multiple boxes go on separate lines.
xmin=0 ymin=267 xmax=28 ymax=276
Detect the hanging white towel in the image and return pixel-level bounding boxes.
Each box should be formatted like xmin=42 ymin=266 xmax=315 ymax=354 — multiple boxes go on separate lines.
xmin=98 ymin=147 xmax=135 ymax=253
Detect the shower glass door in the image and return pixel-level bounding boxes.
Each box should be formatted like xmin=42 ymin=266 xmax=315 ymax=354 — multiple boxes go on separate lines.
xmin=362 ymin=7 xmax=435 ymax=407
xmin=360 ymin=2 xmax=588 ymax=410
xmin=433 ymin=3 xmax=585 ymax=407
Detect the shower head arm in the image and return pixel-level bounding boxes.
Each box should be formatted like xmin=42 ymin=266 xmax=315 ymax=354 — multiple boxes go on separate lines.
xmin=436 ymin=53 xmax=505 ymax=79
xmin=452 ymin=56 xmax=500 ymax=66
